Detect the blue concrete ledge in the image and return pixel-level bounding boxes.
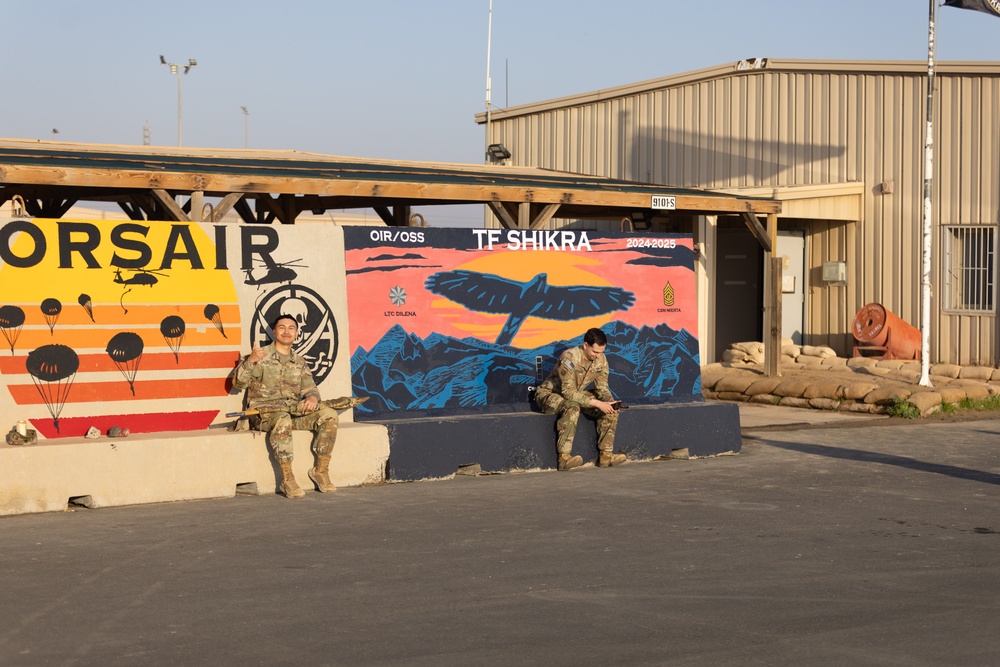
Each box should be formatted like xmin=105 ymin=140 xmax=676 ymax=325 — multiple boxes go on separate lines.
xmin=377 ymin=401 xmax=741 ymax=481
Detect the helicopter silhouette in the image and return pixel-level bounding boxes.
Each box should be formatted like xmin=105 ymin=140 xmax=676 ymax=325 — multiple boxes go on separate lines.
xmin=244 ymin=258 xmax=306 ymax=287
xmin=113 ymin=268 xmax=168 ymax=287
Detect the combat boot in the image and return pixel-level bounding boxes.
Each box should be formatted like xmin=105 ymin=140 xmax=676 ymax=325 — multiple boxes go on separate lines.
xmin=598 ymin=451 xmax=627 ymax=467
xmin=558 ymin=453 xmax=583 ymax=471
xmin=278 ymin=460 xmax=305 ymax=498
xmin=308 ymin=454 xmax=337 ymax=493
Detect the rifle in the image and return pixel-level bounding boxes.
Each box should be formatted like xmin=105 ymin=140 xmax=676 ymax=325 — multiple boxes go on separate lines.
xmin=226 ymin=396 xmax=368 ymax=419
xmin=226 ymin=409 xmax=261 ymax=418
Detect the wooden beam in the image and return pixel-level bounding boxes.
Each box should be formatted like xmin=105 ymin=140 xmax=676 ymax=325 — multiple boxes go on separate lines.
xmin=254 ymin=194 xmax=287 ymax=224
xmin=0 ymin=163 xmax=782 ymax=215
xmin=233 ymin=197 xmax=260 ymax=224
xmin=117 ymin=200 xmax=145 ymax=220
xmin=529 ymin=203 xmax=561 ymax=230
xmin=374 ymin=205 xmax=394 ymax=225
xmin=23 ymin=197 xmax=75 ymax=217
xmin=393 ymin=205 xmax=411 ymax=227
xmin=739 ymin=211 xmax=772 ymax=252
xmin=211 ymin=193 xmax=244 ymax=222
xmin=487 ymin=201 xmax=517 ymax=229
xmin=150 ymin=189 xmax=191 ymax=221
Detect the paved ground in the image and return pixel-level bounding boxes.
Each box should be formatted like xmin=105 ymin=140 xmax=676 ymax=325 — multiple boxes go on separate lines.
xmin=2 ymin=411 xmax=999 ymax=666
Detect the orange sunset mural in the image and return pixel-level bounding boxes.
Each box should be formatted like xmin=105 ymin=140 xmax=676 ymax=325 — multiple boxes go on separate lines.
xmin=0 ymin=218 xmax=241 ymax=437
xmin=344 ymin=228 xmax=702 ymax=419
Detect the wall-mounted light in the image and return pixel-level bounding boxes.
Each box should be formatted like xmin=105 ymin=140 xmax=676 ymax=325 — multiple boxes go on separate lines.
xmin=487 ymin=143 xmax=511 ymax=161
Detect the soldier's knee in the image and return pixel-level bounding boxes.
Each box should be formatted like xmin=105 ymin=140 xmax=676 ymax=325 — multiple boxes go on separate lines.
xmin=560 ymin=400 xmax=582 ymax=416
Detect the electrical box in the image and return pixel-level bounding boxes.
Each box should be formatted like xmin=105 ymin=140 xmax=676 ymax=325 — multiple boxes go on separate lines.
xmin=822 ymin=261 xmax=847 ymax=283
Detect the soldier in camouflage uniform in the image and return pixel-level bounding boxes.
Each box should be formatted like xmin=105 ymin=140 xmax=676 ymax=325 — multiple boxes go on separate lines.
xmin=534 ymin=328 xmax=627 ymax=470
xmin=233 ymin=314 xmax=339 ymax=498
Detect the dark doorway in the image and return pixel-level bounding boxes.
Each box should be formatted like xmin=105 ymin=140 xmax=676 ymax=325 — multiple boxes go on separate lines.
xmin=715 ymin=222 xmax=763 ymax=361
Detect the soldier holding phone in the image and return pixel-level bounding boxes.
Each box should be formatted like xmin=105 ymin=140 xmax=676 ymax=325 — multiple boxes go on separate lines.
xmin=533 ymin=328 xmax=627 ymax=471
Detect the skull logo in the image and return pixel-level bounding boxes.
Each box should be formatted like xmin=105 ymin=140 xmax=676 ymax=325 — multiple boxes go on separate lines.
xmin=280 ymin=297 xmax=309 ymax=345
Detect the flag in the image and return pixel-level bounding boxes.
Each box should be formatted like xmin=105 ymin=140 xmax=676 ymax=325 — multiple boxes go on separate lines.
xmin=944 ymin=0 xmax=1000 ymax=18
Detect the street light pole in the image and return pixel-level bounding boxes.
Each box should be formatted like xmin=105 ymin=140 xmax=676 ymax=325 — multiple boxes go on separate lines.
xmin=241 ymin=106 xmax=249 ymax=149
xmin=160 ymin=55 xmax=197 ymax=146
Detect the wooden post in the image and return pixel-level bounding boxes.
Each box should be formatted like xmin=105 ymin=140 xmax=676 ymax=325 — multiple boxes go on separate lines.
xmin=190 ymin=191 xmax=204 ymax=221
xmin=518 ymin=201 xmax=530 ymax=229
xmin=766 ymin=257 xmax=783 ymax=377
xmin=764 ymin=213 xmax=781 ymax=377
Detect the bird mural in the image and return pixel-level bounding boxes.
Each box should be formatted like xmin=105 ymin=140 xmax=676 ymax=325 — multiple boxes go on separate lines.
xmin=425 ymin=270 xmax=635 ymax=346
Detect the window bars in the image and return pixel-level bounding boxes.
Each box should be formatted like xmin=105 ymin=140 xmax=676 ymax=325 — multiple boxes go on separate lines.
xmin=943 ymin=225 xmax=996 ymax=313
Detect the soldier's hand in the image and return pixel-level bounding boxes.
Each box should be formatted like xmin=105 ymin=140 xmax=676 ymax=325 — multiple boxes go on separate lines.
xmin=298 ymin=396 xmax=319 ymax=413
xmin=593 ymin=399 xmax=617 ymax=415
xmin=247 ymin=346 xmax=267 ymax=364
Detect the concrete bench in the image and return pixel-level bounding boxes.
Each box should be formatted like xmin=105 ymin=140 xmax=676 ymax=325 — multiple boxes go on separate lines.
xmin=376 ymin=401 xmax=741 ymax=481
xmin=0 ymin=422 xmax=389 ymax=516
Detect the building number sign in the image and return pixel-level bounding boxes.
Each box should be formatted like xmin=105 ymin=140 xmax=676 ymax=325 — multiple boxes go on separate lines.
xmin=651 ymin=195 xmax=676 ymax=210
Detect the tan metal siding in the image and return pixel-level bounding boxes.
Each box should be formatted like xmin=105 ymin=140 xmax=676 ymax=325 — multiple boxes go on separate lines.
xmin=934 ymin=74 xmax=999 ymax=365
xmin=489 ymin=62 xmax=1000 ymax=363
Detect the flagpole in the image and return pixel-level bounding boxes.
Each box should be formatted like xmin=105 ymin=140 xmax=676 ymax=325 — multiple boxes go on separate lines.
xmin=919 ymin=0 xmax=936 ymax=387
xmin=485 ymin=0 xmax=493 ymax=164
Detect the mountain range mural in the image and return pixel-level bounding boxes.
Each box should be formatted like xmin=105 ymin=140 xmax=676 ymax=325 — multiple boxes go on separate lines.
xmin=350 ymin=320 xmax=701 ymax=420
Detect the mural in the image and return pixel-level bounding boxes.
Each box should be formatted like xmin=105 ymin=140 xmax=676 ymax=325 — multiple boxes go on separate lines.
xmin=247 ymin=284 xmax=338 ymax=386
xmin=343 ymin=228 xmax=701 ymax=420
xmin=0 ymin=218 xmax=351 ymax=439
xmin=0 ymin=218 xmax=696 ymax=435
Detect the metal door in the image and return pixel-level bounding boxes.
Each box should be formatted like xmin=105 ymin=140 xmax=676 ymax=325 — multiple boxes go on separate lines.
xmin=777 ymin=230 xmax=805 ymax=344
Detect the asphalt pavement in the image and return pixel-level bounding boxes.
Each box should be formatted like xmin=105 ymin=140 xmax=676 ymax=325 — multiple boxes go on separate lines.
xmin=2 ymin=411 xmax=999 ymax=666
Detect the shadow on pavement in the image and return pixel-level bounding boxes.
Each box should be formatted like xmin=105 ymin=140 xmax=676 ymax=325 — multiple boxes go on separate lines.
xmin=749 ymin=436 xmax=1000 ymax=486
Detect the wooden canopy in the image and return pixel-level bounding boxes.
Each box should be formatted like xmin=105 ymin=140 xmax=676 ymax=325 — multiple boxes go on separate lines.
xmin=0 ymin=139 xmax=779 ymax=236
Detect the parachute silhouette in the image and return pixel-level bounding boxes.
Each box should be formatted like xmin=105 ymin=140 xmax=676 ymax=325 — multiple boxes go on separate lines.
xmin=203 ymin=303 xmax=227 ymax=338
xmin=106 ymin=332 xmax=144 ymax=396
xmin=0 ymin=305 xmax=26 ymax=355
xmin=40 ymin=298 xmax=62 ymax=334
xmin=26 ymin=344 xmax=79 ymax=434
xmin=160 ymin=315 xmax=186 ymax=363
xmin=77 ymin=293 xmax=95 ymax=322
xmin=424 ymin=270 xmax=636 ymax=346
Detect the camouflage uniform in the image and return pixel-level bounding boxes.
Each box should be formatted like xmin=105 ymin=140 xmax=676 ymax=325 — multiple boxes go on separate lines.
xmin=534 ymin=345 xmax=618 ymax=456
xmin=233 ymin=343 xmax=337 ymax=463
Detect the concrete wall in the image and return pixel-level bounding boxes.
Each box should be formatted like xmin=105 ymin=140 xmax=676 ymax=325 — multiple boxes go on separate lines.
xmin=0 ymin=423 xmax=389 ymax=516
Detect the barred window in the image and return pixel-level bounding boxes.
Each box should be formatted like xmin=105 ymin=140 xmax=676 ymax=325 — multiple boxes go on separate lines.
xmin=942 ymin=225 xmax=995 ymax=313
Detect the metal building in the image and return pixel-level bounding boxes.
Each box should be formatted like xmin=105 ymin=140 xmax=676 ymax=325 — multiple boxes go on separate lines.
xmin=477 ymin=59 xmax=1000 ymax=365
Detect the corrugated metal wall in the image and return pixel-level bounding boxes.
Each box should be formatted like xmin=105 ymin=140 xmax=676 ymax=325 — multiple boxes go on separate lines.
xmin=486 ymin=61 xmax=1000 ymax=364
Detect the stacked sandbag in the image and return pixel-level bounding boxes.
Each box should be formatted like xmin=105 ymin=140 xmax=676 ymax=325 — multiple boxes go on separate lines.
xmin=780 ymin=338 xmax=799 ymax=365
xmin=721 ymin=341 xmax=764 ymax=365
xmin=788 ymin=344 xmax=838 ymax=366
xmin=724 ymin=340 xmax=842 ymax=367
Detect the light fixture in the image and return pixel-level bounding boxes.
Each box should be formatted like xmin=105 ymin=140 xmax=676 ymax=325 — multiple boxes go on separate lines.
xmin=160 ymin=55 xmax=198 ymax=146
xmin=487 ymin=143 xmax=511 ymax=161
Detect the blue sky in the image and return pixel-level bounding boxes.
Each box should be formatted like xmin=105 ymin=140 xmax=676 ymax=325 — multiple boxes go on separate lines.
xmin=6 ymin=1 xmax=998 ymax=165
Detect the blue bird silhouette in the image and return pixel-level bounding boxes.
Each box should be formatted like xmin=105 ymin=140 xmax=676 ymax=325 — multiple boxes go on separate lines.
xmin=425 ymin=270 xmax=635 ymax=346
